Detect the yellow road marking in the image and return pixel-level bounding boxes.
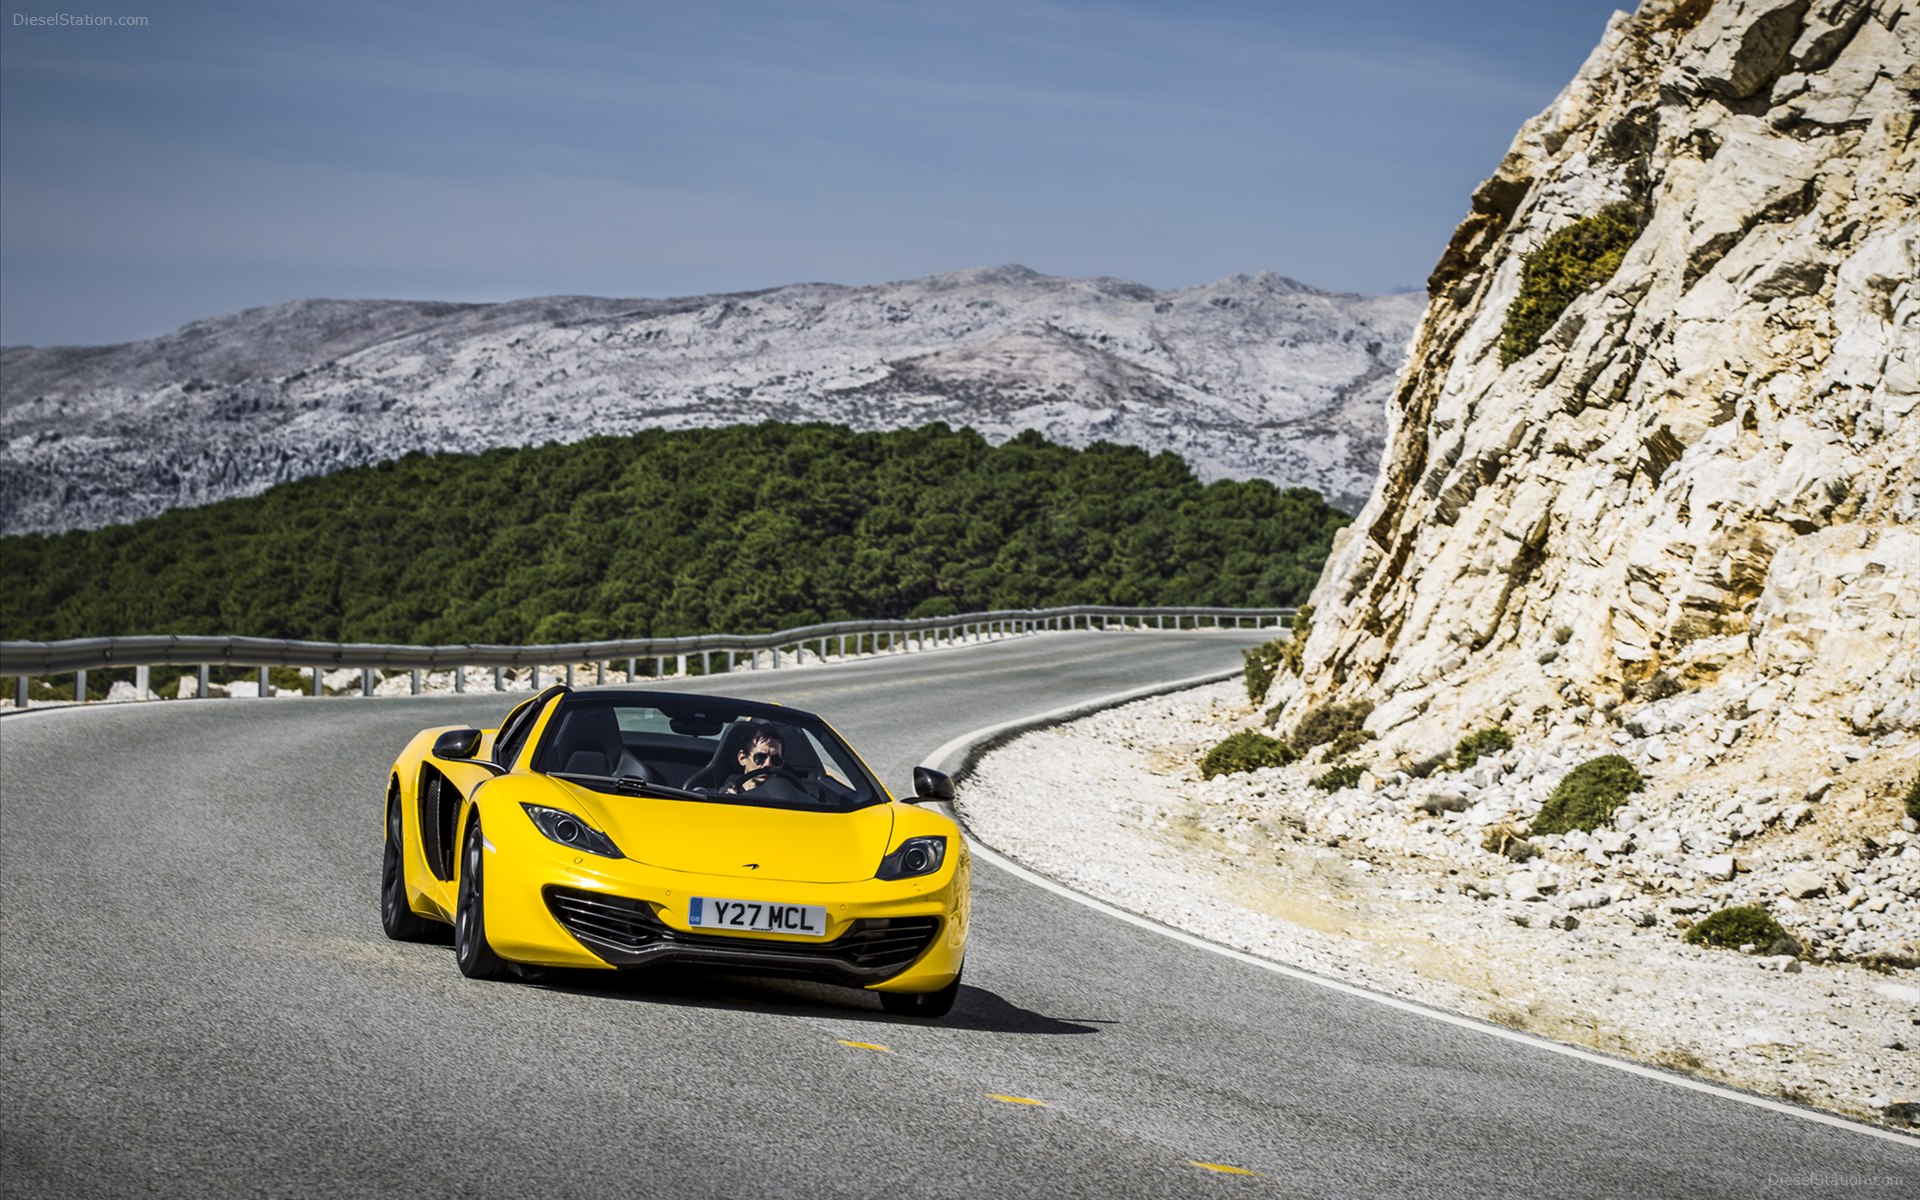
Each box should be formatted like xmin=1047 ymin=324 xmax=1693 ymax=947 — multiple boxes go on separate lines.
xmin=1189 ymin=1161 xmax=1261 ymax=1177
xmin=836 ymin=1039 xmax=893 ymax=1053
xmin=985 ymin=1093 xmax=1049 ymax=1106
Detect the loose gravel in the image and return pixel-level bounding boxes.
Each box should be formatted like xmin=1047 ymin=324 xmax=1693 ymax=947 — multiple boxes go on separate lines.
xmin=957 ymin=680 xmax=1920 ymax=1131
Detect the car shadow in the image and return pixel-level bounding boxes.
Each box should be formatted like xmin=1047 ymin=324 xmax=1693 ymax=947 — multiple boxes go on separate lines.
xmin=532 ymin=967 xmax=1109 ymax=1035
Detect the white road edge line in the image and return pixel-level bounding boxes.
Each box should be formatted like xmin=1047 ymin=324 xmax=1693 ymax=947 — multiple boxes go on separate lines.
xmin=923 ymin=672 xmax=1920 ymax=1149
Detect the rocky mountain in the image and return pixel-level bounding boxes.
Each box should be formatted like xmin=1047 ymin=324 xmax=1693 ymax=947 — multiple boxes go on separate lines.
xmin=0 ymin=266 xmax=1421 ymax=535
xmin=1277 ymin=2 xmax=1916 ymax=797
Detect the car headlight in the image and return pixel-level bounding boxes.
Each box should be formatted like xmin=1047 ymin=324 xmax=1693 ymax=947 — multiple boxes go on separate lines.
xmin=522 ymin=804 xmax=624 ymax=859
xmin=877 ymin=835 xmax=946 ymax=880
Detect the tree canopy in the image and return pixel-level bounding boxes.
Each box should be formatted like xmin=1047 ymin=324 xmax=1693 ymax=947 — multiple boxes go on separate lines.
xmin=0 ymin=422 xmax=1350 ymax=644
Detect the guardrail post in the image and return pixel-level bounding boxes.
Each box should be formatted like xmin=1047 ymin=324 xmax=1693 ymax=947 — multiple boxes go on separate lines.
xmin=531 ymin=665 xmax=541 ymax=690
xmin=361 ymin=668 xmax=374 ymax=697
xmin=198 ymin=665 xmax=211 ymax=699
xmin=492 ymin=667 xmax=503 ymax=692
xmin=411 ymin=669 xmax=422 ymax=695
xmin=256 ymin=665 xmax=268 ymax=696
xmin=653 ymin=655 xmax=663 ymax=677
xmin=312 ymin=668 xmax=323 ymax=697
xmin=565 ymin=664 xmax=575 ymax=688
xmin=74 ymin=669 xmax=87 ymax=702
xmin=14 ymin=676 xmax=27 ymax=710
xmin=136 ymin=665 xmax=150 ymax=699
xmin=455 ymin=667 xmax=466 ymax=694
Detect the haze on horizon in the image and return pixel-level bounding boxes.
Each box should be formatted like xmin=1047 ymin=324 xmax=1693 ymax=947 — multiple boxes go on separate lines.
xmin=1 ymin=0 xmax=1627 ymax=348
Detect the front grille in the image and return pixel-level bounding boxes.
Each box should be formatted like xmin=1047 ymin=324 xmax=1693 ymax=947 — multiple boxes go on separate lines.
xmin=545 ymin=887 xmax=939 ymax=984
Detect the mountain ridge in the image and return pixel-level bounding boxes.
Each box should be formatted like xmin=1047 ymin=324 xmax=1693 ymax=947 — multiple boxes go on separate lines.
xmin=0 ymin=265 xmax=1421 ymax=535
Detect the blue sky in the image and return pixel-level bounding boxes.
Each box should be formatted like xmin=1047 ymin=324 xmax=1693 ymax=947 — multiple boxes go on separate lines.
xmin=1 ymin=0 xmax=1628 ymax=346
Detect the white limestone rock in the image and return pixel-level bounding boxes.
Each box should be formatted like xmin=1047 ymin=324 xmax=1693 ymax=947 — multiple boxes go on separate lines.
xmin=1285 ymin=0 xmax=1918 ymax=906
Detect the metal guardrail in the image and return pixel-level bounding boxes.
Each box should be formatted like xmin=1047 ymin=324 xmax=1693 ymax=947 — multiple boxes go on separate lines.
xmin=1 ymin=605 xmax=1293 ymax=707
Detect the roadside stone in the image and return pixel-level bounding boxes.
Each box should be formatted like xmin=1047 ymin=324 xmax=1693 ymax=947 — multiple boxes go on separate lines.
xmin=1784 ymin=869 xmax=1829 ymax=899
xmin=1700 ymin=854 xmax=1737 ymax=881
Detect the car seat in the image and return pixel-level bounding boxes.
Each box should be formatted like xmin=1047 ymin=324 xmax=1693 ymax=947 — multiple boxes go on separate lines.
xmin=547 ymin=705 xmax=651 ymax=780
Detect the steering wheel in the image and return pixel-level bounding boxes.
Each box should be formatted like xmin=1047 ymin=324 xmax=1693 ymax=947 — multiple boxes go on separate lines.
xmin=737 ymin=765 xmax=814 ymax=794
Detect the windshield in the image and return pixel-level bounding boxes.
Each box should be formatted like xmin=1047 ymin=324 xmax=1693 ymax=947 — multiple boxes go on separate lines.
xmin=529 ymin=691 xmax=885 ymax=811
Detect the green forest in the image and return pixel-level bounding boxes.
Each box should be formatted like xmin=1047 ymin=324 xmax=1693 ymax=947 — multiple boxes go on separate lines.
xmin=0 ymin=422 xmax=1348 ymax=645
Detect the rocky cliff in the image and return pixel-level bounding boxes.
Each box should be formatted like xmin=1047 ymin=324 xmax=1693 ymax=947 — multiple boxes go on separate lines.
xmin=1282 ymin=0 xmax=1917 ymax=774
xmin=0 ymin=266 xmax=1420 ymax=535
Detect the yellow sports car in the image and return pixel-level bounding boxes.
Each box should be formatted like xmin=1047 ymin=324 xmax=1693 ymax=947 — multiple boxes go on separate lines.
xmin=379 ymin=684 xmax=970 ymax=1017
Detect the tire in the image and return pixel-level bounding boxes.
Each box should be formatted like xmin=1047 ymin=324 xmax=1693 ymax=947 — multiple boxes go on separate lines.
xmin=381 ymin=791 xmax=437 ymax=942
xmin=453 ymin=817 xmax=511 ymax=980
xmin=878 ymin=966 xmax=962 ymax=1019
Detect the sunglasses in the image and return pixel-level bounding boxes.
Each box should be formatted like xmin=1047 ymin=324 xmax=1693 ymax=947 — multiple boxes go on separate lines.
xmin=749 ymin=750 xmax=784 ymax=766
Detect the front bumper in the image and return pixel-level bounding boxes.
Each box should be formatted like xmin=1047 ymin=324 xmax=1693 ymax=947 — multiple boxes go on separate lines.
xmin=546 ymin=888 xmax=941 ymax=986
xmin=478 ymin=824 xmax=969 ymax=993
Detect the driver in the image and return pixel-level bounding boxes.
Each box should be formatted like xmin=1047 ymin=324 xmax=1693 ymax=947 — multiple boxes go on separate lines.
xmin=723 ymin=729 xmax=786 ymax=793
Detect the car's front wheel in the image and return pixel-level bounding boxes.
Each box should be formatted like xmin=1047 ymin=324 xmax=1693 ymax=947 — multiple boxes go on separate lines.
xmin=879 ymin=966 xmax=962 ymax=1019
xmin=454 ymin=817 xmax=510 ymax=980
xmin=381 ymin=792 xmax=436 ymax=942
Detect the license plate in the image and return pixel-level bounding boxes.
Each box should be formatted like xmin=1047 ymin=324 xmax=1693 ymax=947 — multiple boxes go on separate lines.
xmin=688 ymin=897 xmax=828 ymax=938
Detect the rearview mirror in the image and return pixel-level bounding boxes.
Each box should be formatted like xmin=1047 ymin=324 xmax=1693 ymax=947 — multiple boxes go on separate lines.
xmin=433 ymin=728 xmax=484 ymax=760
xmin=910 ymin=766 xmax=955 ymax=803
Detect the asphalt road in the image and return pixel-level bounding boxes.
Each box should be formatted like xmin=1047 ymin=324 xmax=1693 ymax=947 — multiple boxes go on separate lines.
xmin=2 ymin=631 xmax=1914 ymax=1198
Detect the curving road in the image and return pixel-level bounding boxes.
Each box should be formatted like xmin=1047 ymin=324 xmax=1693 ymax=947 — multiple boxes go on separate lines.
xmin=2 ymin=631 xmax=1914 ymax=1198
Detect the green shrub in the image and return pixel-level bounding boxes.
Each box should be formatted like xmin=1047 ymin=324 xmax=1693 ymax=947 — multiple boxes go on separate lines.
xmin=1452 ymin=727 xmax=1513 ymax=770
xmin=1279 ymin=604 xmax=1313 ymax=676
xmin=1242 ymin=640 xmax=1287 ymax=704
xmin=1498 ymin=204 xmax=1644 ymax=366
xmin=1311 ymin=764 xmax=1366 ymax=792
xmin=1684 ymin=906 xmax=1800 ymax=956
xmin=1906 ymin=775 xmax=1920 ymax=822
xmin=1200 ymin=730 xmax=1298 ymax=779
xmin=1325 ymin=728 xmax=1374 ymax=760
xmin=1290 ymin=699 xmax=1373 ymax=752
xmin=1627 ymin=673 xmax=1683 ymax=702
xmin=1531 ymin=754 xmax=1644 ymax=834
xmin=1481 ymin=823 xmax=1539 ymax=861
xmin=1404 ymin=752 xmax=1449 ymax=780
xmin=1243 ymin=604 xmax=1315 ymax=704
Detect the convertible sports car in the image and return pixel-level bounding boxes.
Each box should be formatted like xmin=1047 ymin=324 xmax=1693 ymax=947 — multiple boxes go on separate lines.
xmin=379 ymin=685 xmax=970 ymax=1017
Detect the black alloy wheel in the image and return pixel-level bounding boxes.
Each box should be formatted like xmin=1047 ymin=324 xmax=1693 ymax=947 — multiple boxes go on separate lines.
xmin=381 ymin=791 xmax=436 ymax=942
xmin=454 ymin=817 xmax=511 ymax=980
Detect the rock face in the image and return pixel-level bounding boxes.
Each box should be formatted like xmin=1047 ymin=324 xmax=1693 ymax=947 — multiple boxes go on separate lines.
xmin=1286 ymin=0 xmax=1919 ymax=761
xmin=0 ymin=266 xmax=1420 ymax=535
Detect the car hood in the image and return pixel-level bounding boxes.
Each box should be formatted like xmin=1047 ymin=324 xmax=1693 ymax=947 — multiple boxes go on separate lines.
xmin=557 ymin=783 xmax=897 ymax=883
